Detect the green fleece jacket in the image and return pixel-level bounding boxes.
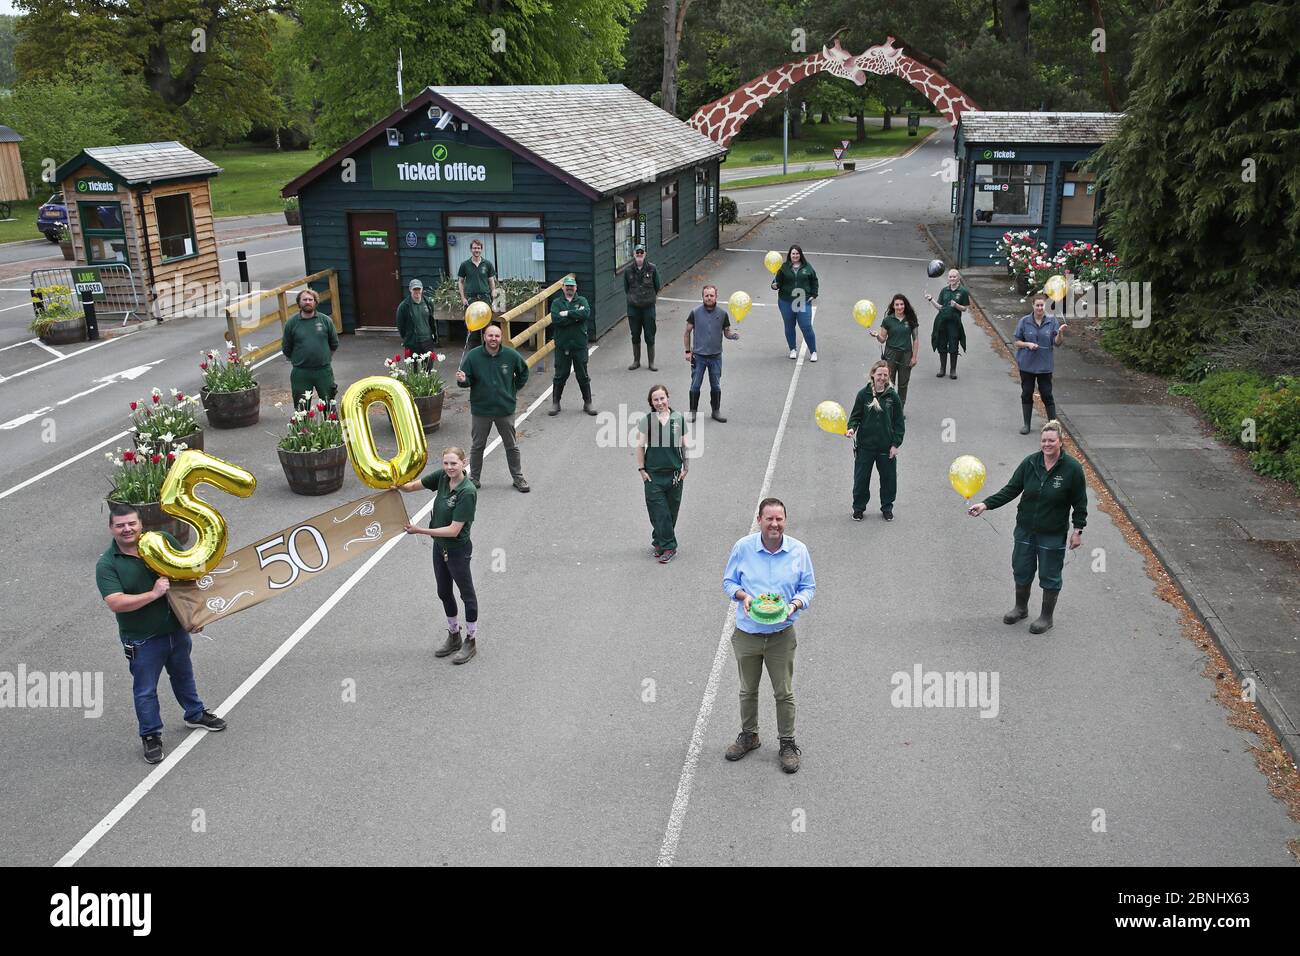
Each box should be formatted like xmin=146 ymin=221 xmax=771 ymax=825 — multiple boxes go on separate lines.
xmin=395 ymin=295 xmax=435 ymax=350
xmin=982 ymin=451 xmax=1088 ymax=535
xmin=847 ymin=384 xmax=905 ymax=451
xmin=457 ymin=344 xmax=529 ymax=418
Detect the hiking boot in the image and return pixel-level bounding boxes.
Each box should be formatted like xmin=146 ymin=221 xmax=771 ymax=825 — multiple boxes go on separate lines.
xmin=452 ymin=637 xmax=477 ymax=664
xmin=852 ymin=510 xmax=864 ymax=521
xmin=1029 ymin=590 xmax=1060 ymax=634
xmin=435 ymin=629 xmax=463 ymax=658
xmin=778 ymin=737 xmax=802 ymax=773
xmin=1003 ymin=585 xmax=1031 ymax=625
xmin=142 ymin=734 xmax=164 ymax=764
xmin=184 ymin=711 xmax=227 ymax=731
xmin=725 ymin=731 xmax=761 ymax=761
xmin=882 ymin=509 xmax=894 ymax=521
xmin=512 ymin=476 xmax=530 ymax=493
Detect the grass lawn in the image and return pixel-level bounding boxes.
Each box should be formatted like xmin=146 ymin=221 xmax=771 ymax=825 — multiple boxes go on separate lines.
xmin=204 ymin=146 xmax=321 ymax=218
xmin=0 ymin=197 xmax=54 ymax=245
xmin=723 ymin=169 xmax=843 ymax=190
xmin=726 ymin=119 xmax=934 ymax=167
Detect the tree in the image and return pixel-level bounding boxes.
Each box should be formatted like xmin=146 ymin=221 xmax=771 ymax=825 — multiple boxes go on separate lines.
xmin=661 ymin=0 xmax=692 ymax=116
xmin=297 ymin=0 xmax=641 ymax=151
xmin=0 ymin=16 xmax=18 ymax=91
xmin=1089 ymin=0 xmax=1300 ymax=372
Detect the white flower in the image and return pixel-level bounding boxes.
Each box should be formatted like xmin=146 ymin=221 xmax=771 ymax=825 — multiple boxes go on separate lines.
xmin=170 ymin=388 xmax=179 ymax=398
xmin=436 ymin=353 xmax=445 ymax=362
xmin=274 ymin=401 xmax=283 ymax=409
xmin=151 ymin=387 xmax=162 ymax=398
xmin=161 ymin=432 xmax=174 ymax=444
xmin=175 ymin=442 xmax=188 ymax=451
xmin=302 ymin=390 xmax=313 ymax=400
xmin=104 ymin=452 xmax=114 ymax=460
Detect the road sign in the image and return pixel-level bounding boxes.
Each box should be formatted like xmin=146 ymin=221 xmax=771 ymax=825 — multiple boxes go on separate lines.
xmin=833 ymin=148 xmax=846 ymax=160
xmin=75 ymin=281 xmax=104 ymax=295
xmin=840 ymin=140 xmax=851 ymax=149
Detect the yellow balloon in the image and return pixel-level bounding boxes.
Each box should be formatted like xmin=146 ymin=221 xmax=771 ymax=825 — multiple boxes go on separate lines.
xmin=139 ymin=450 xmax=257 ymax=580
xmin=764 ymin=251 xmax=783 ymax=274
xmin=814 ymin=400 xmax=848 ymax=436
xmin=948 ymin=454 xmax=987 ymax=500
xmin=853 ymin=299 xmax=877 ymax=328
xmin=1044 ymin=274 xmax=1068 ymax=302
xmin=340 ymin=376 xmax=428 ymax=489
xmin=728 ymin=290 xmax=752 ymax=322
xmin=465 ymin=301 xmax=492 ymax=332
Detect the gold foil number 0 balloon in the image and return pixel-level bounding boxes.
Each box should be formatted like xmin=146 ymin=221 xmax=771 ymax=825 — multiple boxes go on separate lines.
xmin=139 ymin=450 xmax=257 ymax=580
xmin=340 ymin=376 xmax=429 ymax=489
xmin=948 ymin=455 xmax=987 ymax=500
xmin=728 ymin=291 xmax=752 ymax=322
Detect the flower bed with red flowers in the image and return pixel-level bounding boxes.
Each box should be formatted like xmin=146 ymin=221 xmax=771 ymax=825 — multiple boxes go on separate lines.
xmin=200 ymin=346 xmax=257 ymax=393
xmin=385 ymin=349 xmax=446 ymax=398
xmin=129 ymin=388 xmax=202 ymax=444
xmin=105 ymin=440 xmax=184 ymax=505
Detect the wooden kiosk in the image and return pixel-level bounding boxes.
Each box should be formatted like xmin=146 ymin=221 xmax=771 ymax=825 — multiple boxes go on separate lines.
xmin=54 ymin=142 xmax=223 ymax=319
xmin=0 ymin=125 xmax=27 ymax=221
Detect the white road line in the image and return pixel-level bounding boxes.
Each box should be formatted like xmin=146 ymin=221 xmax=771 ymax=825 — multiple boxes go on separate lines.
xmin=52 ymin=350 xmax=587 ymax=867
xmin=657 ymin=296 xmax=773 ymax=307
xmin=0 ymin=337 xmax=40 ymax=353
xmin=217 ymin=246 xmax=301 ymax=265
xmin=725 ymin=247 xmax=930 ymax=263
xmin=657 ymin=311 xmax=812 ymax=868
xmin=0 ymin=300 xmax=39 ymax=313
xmin=33 ymin=339 xmax=64 ymax=358
xmin=0 ymin=286 xmax=35 ymax=290
xmin=0 ymin=429 xmax=133 ymax=501
xmin=0 ymin=335 xmax=125 ymax=385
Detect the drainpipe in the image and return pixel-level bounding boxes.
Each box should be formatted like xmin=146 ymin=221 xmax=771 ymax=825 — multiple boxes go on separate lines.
xmin=136 ymin=184 xmax=160 ymax=321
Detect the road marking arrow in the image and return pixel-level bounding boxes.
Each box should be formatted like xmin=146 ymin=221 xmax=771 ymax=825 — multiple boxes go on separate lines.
xmin=57 ymin=360 xmax=166 ymax=406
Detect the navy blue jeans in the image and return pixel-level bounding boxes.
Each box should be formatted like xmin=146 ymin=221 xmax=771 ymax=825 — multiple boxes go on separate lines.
xmin=127 ymin=629 xmax=205 ymax=738
xmin=689 ymin=353 xmax=722 ymax=393
xmin=778 ymin=298 xmax=816 ymax=352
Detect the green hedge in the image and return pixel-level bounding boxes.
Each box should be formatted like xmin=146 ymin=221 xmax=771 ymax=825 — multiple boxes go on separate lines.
xmin=1189 ymin=371 xmax=1300 ymax=490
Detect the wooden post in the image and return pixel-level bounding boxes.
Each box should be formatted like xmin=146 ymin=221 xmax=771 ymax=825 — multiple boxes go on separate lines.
xmin=225 ymin=306 xmax=242 ymax=355
xmin=277 ymin=290 xmax=290 ymax=334
xmin=327 ymin=270 xmax=341 ymax=332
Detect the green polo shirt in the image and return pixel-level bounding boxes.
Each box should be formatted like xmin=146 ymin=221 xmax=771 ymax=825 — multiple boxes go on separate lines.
xmin=281 ymin=311 xmax=338 ymax=369
xmin=458 ymin=257 xmax=496 ymax=299
xmin=983 ymin=451 xmax=1088 ymax=536
xmin=95 ymin=533 xmax=183 ymax=644
xmin=937 ymin=286 xmax=969 ymax=323
xmin=421 ymin=468 xmax=476 ymax=549
xmin=880 ymin=314 xmax=916 ymax=353
xmin=638 ymin=410 xmax=685 ymax=472
xmin=550 ymin=293 xmax=591 ymax=352
xmin=457 ymin=344 xmax=529 ymax=418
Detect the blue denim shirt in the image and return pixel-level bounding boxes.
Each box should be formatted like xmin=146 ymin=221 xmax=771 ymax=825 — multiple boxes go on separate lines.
xmin=1014 ymin=313 xmax=1060 ymax=374
xmin=723 ymin=533 xmax=816 ymax=634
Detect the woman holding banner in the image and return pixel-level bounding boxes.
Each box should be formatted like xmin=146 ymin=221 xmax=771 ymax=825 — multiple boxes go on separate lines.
xmin=400 ymin=447 xmax=480 ymax=665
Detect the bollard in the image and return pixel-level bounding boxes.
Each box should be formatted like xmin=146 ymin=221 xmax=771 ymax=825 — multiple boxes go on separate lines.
xmin=237 ymin=250 xmax=250 ymax=290
xmin=80 ymin=288 xmax=100 ymax=341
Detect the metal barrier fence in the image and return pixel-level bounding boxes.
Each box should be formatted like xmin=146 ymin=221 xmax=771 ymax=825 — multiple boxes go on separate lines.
xmin=30 ymin=264 xmax=144 ymax=326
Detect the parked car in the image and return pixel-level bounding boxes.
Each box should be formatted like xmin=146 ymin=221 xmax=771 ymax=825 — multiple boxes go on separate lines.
xmin=37 ymin=193 xmax=68 ymax=242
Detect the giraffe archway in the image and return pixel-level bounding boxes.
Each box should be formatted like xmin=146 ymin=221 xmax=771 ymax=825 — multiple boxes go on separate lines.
xmin=689 ymin=37 xmax=979 ymax=146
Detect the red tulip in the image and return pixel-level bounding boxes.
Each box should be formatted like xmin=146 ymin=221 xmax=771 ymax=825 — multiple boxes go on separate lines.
xmin=122 ymin=450 xmax=136 ymax=462
xmin=200 ymin=363 xmax=208 ymax=371
xmin=151 ymin=454 xmax=162 ymax=464
xmin=130 ymin=401 xmax=138 ymax=410
xmin=404 ymin=348 xmax=413 ymax=358
xmin=152 ymin=394 xmax=161 ymax=404
xmin=167 ymin=452 xmax=176 ymax=461
xmin=328 ymin=411 xmax=338 ymax=420
xmin=176 ymin=393 xmax=185 ymax=401
xmin=306 ymin=410 xmax=315 ymax=419
xmin=317 ymin=401 xmax=326 ymax=411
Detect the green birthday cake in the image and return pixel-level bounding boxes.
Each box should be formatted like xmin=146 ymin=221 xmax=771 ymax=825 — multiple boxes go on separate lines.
xmin=749 ymin=592 xmax=789 ymax=625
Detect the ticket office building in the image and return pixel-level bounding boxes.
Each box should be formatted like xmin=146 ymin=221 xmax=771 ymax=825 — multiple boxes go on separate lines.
xmin=282 ymin=85 xmax=728 ymax=336
xmin=950 ymin=112 xmax=1123 ymax=268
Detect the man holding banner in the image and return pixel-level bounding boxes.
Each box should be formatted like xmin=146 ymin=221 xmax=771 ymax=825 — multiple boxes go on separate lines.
xmin=96 ymin=502 xmax=225 ymax=765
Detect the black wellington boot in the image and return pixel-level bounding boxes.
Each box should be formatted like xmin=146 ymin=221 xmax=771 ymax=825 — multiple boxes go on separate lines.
xmin=948 ymin=352 xmax=958 ymax=379
xmin=548 ymin=380 xmax=564 ymax=416
xmin=688 ymin=391 xmax=700 ymax=423
xmin=646 ymin=344 xmax=657 ymax=371
xmin=1019 ymin=402 xmax=1032 ymax=435
xmin=936 ymin=353 xmax=948 ymax=377
xmin=710 ymin=390 xmax=727 ymax=423
xmin=1029 ymin=590 xmax=1060 ymax=634
xmin=1003 ymin=584 xmax=1031 ymax=624
xmin=579 ymin=380 xmax=597 ymax=416
xmin=628 ymin=341 xmax=641 ymax=370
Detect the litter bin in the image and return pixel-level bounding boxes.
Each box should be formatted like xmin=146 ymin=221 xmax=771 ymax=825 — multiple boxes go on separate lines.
xmin=907 ymin=112 xmax=920 ymax=136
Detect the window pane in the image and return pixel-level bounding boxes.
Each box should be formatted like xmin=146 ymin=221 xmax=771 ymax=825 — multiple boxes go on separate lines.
xmin=449 ymin=232 xmax=494 ymax=266
xmin=89 ymin=236 xmax=129 ymax=264
xmin=615 ymin=217 xmax=634 ymax=270
xmin=497 ymin=216 xmax=541 ymax=230
xmin=495 ymin=232 xmax=544 ymax=282
xmin=83 ymin=202 xmax=123 ymax=231
xmin=156 ymin=194 xmax=194 ymax=260
xmin=447 ymin=215 xmax=491 ymax=228
xmin=661 ymin=182 xmax=677 ymax=240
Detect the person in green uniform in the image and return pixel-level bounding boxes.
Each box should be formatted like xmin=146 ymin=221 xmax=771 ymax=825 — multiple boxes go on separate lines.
xmin=457 ymin=239 xmax=497 ymax=349
xmin=925 ymin=269 xmax=970 ymax=379
xmin=967 ymin=420 xmax=1087 ymax=633
xmin=845 ymin=360 xmax=906 ymax=521
xmin=624 ymin=245 xmax=661 ymax=371
xmin=399 ymin=447 xmax=480 ymax=665
xmin=771 ymin=244 xmax=819 ymax=361
xmin=548 ymin=274 xmax=597 ymax=417
xmin=871 ymin=293 xmax=920 ymax=405
xmin=637 ymin=384 xmax=690 ymax=564
xmin=456 ymin=322 xmax=530 ymax=492
xmin=396 ymin=278 xmax=437 ymax=355
xmin=281 ymin=289 xmax=338 ymax=409
xmin=96 ymin=502 xmax=225 ymax=764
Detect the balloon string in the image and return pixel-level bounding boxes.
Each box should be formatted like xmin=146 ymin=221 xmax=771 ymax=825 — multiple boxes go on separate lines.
xmin=981 ymin=514 xmax=1000 ymax=536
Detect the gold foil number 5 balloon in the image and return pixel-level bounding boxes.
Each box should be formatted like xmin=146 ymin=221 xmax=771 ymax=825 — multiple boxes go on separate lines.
xmin=139 ymin=450 xmax=257 ymax=579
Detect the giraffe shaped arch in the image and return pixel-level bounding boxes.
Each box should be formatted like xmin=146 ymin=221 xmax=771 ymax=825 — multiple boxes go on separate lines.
xmin=689 ymin=37 xmax=979 ymax=146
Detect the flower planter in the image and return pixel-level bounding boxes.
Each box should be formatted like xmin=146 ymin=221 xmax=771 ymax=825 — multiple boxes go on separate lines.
xmin=134 ymin=428 xmax=204 ymax=457
xmin=59 ymin=241 xmax=74 ymax=261
xmin=1016 ymin=273 xmax=1033 ymax=295
xmin=201 ymin=385 xmax=260 ymax=429
xmin=109 ymin=498 xmax=193 ymax=547
xmin=413 ymin=391 xmax=444 ymax=432
xmin=38 ymin=317 xmax=87 ymax=346
xmin=284 ymin=208 xmax=301 ymax=225
xmin=278 ymin=444 xmax=347 ymax=495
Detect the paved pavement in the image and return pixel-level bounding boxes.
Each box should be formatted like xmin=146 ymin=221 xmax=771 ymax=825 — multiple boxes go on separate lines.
xmin=925 ymin=238 xmax=1300 ymax=765
xmin=1 ymin=124 xmax=1296 ymax=866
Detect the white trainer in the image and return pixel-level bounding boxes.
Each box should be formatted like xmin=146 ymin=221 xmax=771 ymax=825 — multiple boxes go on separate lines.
xmin=788 ymin=349 xmax=797 ymax=360
xmin=810 ymin=351 xmax=818 ymax=362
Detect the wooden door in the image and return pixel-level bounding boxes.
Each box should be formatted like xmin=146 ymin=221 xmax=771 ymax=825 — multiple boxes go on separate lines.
xmin=348 ymin=211 xmax=400 ymax=328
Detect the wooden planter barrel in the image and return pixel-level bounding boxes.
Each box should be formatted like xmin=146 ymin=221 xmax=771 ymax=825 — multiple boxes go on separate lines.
xmin=278 ymin=444 xmax=347 ymax=495
xmin=413 ymin=391 xmax=445 ymax=432
xmin=134 ymin=428 xmax=204 ymax=457
xmin=108 ymin=498 xmax=193 ymax=547
xmin=39 ymin=317 xmax=87 ymax=346
xmin=201 ymin=385 xmax=260 ymax=429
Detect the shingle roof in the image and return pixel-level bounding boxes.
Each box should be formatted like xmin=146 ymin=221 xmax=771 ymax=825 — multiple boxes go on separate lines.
xmin=56 ymin=142 xmax=221 ymax=185
xmin=282 ymin=85 xmax=727 ymax=200
xmin=432 ymin=86 xmax=727 ymax=197
xmin=959 ymin=112 xmax=1125 ymax=144
xmin=0 ymin=126 xmax=22 ymax=144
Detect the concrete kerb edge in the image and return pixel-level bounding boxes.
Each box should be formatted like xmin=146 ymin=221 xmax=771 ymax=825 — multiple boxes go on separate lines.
xmin=919 ymin=222 xmax=1299 ymax=764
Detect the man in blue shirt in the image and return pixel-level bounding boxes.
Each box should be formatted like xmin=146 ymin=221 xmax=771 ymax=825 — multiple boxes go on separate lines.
xmin=721 ymin=497 xmax=816 ymax=773
xmin=1013 ymin=294 xmax=1068 ymax=434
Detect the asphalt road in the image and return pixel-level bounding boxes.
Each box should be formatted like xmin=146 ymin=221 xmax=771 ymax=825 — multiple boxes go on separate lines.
xmin=1 ymin=126 xmax=1295 ymax=866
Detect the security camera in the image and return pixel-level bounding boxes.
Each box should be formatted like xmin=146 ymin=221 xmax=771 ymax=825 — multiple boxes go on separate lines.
xmin=386 ymin=128 xmax=402 ymax=146
xmin=435 ymin=111 xmax=455 ymax=131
